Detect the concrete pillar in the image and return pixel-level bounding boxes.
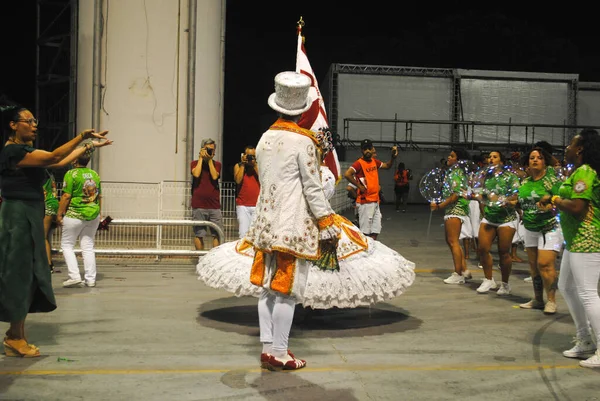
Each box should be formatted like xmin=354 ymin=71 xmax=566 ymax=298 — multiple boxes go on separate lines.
xmin=77 ymin=0 xmax=225 ymax=183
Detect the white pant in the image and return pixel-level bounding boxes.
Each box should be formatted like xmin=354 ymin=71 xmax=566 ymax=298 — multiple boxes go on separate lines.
xmin=558 ymin=250 xmax=600 ymax=343
xmin=258 ymin=289 xmax=296 ymax=356
xmin=357 ymin=202 xmax=382 ymax=235
xmin=236 ymin=205 xmax=256 ymax=238
xmin=61 ymin=216 xmax=100 ymax=283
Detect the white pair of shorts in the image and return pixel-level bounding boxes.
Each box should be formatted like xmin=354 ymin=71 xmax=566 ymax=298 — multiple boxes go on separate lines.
xmin=480 ymin=217 xmax=518 ymax=231
xmin=357 ymin=202 xmax=382 ymax=235
xmin=444 ymin=215 xmax=472 ymax=240
xmin=524 ymin=227 xmax=564 ymax=252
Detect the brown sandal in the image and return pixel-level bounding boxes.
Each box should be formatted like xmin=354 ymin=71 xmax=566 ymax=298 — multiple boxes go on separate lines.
xmin=4 ymin=336 xmax=38 ymax=351
xmin=3 ymin=339 xmax=41 ymax=358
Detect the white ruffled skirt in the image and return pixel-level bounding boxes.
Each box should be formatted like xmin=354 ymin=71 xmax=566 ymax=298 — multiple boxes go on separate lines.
xmin=196 ymin=218 xmax=416 ymax=309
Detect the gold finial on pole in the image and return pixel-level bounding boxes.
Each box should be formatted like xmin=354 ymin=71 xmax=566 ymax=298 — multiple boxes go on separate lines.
xmin=296 ymin=16 xmax=305 ymax=44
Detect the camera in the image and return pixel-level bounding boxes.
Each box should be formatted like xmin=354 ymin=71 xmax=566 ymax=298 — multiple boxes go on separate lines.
xmin=246 ymin=154 xmax=255 ymax=163
xmin=206 ymin=148 xmax=214 ymax=156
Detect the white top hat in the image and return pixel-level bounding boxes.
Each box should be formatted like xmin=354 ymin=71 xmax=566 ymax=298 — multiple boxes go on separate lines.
xmin=267 ymin=71 xmax=312 ymax=116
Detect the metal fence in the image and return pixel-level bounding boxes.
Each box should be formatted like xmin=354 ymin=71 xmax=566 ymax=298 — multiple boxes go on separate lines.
xmin=50 ymin=167 xmax=354 ymax=258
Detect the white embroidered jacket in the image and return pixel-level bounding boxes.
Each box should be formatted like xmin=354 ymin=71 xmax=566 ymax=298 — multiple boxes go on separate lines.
xmin=244 ymin=124 xmax=334 ymax=260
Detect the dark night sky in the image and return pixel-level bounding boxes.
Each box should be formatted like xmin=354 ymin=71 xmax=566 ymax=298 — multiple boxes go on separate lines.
xmin=2 ymin=2 xmax=600 ymax=180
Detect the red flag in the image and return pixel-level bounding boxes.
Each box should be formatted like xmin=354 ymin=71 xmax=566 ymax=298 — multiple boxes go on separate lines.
xmin=295 ymin=23 xmax=342 ymax=184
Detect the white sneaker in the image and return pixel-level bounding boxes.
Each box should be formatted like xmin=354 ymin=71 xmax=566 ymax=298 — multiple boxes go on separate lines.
xmin=443 ymin=272 xmax=465 ymax=284
xmin=543 ymin=300 xmax=557 ymax=315
xmin=524 ymin=276 xmax=533 ymax=283
xmin=463 ymin=270 xmax=472 ymax=280
xmin=478 ymin=264 xmax=483 ymax=269
xmin=519 ymin=299 xmax=544 ymax=309
xmin=496 ymin=282 xmax=512 ymax=296
xmin=563 ymin=336 xmax=597 ymax=358
xmin=62 ymin=278 xmax=83 ymax=288
xmin=580 ymin=350 xmax=600 ymax=368
xmin=85 ymin=281 xmax=96 ymax=288
xmin=476 ymin=278 xmax=497 ymax=294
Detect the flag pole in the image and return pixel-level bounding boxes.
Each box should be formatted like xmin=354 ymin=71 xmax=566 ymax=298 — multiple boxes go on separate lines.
xmin=294 ymin=16 xmax=343 ymax=185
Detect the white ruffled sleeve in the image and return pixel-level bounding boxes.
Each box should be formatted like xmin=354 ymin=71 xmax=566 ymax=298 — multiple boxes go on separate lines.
xmin=320 ymin=166 xmax=336 ymax=201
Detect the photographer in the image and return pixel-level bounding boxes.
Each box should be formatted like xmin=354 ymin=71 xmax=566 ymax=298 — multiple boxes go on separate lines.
xmin=234 ymin=145 xmax=260 ymax=238
xmin=191 ymin=138 xmax=223 ymax=250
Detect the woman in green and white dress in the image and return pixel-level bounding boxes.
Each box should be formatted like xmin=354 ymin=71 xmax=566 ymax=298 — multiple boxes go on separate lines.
xmin=57 ymin=153 xmax=103 ymax=288
xmin=43 ymin=147 xmax=111 ymax=274
xmin=476 ymin=151 xmax=520 ymax=295
xmin=430 ymin=148 xmax=472 ymax=284
xmin=539 ymin=129 xmax=600 ymax=369
xmin=517 ymin=147 xmax=563 ymax=315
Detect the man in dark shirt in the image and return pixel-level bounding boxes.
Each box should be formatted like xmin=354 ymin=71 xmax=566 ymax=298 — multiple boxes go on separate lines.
xmin=190 ymin=138 xmax=223 ymax=250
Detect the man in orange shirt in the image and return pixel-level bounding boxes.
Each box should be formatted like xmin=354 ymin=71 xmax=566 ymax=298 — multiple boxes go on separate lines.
xmin=344 ymin=139 xmax=398 ymax=239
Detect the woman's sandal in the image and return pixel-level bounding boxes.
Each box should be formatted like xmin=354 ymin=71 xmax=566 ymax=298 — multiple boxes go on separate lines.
xmin=4 ymin=336 xmax=39 ymax=351
xmin=3 ymin=339 xmax=41 ymax=358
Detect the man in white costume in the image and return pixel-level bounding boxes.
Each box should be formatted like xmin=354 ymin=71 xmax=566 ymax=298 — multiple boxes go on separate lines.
xmin=244 ymin=71 xmax=340 ymax=371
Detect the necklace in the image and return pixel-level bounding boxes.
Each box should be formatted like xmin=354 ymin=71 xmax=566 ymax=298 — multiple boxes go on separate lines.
xmin=6 ymin=139 xmax=24 ymax=145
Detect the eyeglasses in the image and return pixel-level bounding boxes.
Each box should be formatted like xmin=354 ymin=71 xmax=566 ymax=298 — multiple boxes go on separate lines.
xmin=16 ymin=118 xmax=39 ymax=125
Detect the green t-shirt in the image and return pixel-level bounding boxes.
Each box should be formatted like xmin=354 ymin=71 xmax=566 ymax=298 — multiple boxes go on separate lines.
xmin=62 ymin=167 xmax=101 ymax=221
xmin=482 ymin=167 xmax=519 ymax=224
xmin=442 ymin=166 xmax=469 ymax=217
xmin=43 ymin=172 xmax=59 ymax=215
xmin=557 ymin=164 xmax=600 ymax=252
xmin=518 ymin=170 xmax=561 ymax=232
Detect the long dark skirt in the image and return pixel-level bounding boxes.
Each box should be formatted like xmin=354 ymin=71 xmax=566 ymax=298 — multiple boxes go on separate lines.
xmin=0 ymin=199 xmax=57 ymax=322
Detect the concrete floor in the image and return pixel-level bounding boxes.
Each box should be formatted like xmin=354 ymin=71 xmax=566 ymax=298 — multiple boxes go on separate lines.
xmin=1 ymin=204 xmax=599 ymax=401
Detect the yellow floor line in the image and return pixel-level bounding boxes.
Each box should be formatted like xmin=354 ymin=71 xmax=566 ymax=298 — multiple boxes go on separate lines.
xmin=0 ymin=363 xmax=580 ymax=376
xmin=413 ymin=269 xmax=528 ymax=274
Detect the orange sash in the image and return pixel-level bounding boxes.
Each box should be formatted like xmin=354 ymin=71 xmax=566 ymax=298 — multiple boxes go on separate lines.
xmin=269 ymin=119 xmax=319 ymax=146
xmin=250 ymin=250 xmax=297 ymax=295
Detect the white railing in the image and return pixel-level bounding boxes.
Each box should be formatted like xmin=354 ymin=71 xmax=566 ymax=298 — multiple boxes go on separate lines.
xmin=50 ymin=174 xmax=355 ymax=257
xmin=56 ymin=219 xmax=224 ymax=256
